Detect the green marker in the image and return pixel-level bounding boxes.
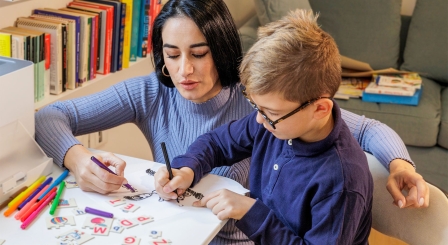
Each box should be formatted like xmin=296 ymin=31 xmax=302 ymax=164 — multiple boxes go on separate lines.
xmin=49 ymin=181 xmax=65 ymax=215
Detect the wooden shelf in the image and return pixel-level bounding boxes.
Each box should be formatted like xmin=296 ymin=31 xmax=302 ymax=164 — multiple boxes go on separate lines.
xmin=34 ymin=57 xmax=154 ymax=111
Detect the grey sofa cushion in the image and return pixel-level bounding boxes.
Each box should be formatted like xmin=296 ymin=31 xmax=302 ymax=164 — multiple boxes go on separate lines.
xmin=238 ymin=15 xmax=260 ymax=54
xmin=337 ymin=78 xmax=442 ymax=147
xmin=309 ymin=0 xmax=401 ymax=70
xmin=401 ymin=0 xmax=448 ymax=84
xmin=439 ymin=88 xmax=448 ymax=148
xmin=253 ymin=0 xmax=311 ymax=26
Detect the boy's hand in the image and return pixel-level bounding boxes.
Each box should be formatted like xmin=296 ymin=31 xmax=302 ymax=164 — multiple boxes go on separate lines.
xmin=193 ymin=189 xmax=256 ymax=220
xmin=154 ymin=167 xmax=194 ymax=200
xmin=387 ymin=159 xmax=429 ymax=208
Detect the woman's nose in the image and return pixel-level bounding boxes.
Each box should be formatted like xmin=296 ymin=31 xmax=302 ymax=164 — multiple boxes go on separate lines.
xmin=180 ymin=57 xmax=193 ymax=77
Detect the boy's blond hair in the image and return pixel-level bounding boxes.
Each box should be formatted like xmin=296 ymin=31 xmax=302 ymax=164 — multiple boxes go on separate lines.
xmin=240 ymin=9 xmax=341 ymax=104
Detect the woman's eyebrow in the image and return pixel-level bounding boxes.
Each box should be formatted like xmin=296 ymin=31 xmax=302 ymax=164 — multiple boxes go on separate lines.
xmin=163 ymin=42 xmax=208 ymax=49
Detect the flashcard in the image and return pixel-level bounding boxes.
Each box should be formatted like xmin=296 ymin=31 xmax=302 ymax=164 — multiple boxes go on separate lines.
xmin=118 ymin=218 xmax=139 ymax=229
xmin=150 ymin=239 xmax=172 ymax=244
xmin=110 ymin=224 xmax=125 ymax=233
xmin=0 ymin=239 xmax=4 ymax=245
xmin=55 ymin=229 xmax=94 ymax=245
xmin=46 ymin=216 xmax=76 ymax=229
xmin=135 ymin=215 xmax=154 ymax=225
xmin=148 ymin=230 xmax=162 ymax=239
xmin=107 ymin=198 xmax=127 ymax=207
xmin=64 ymin=180 xmax=78 ymax=189
xmin=122 ymin=236 xmax=140 ymax=245
xmin=54 ymin=198 xmax=77 ymax=208
xmin=120 ymin=203 xmax=140 ymax=213
xmin=82 ymin=214 xmax=113 ymax=236
xmin=72 ymin=208 xmax=86 ymax=216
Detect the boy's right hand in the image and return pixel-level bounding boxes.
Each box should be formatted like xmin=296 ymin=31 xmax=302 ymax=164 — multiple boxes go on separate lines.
xmin=154 ymin=167 xmax=194 ymax=200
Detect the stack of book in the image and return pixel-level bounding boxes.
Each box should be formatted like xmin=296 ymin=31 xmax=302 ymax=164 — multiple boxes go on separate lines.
xmin=335 ymin=77 xmax=370 ymax=100
xmin=362 ymin=73 xmax=423 ymax=106
xmin=0 ymin=0 xmax=162 ymax=102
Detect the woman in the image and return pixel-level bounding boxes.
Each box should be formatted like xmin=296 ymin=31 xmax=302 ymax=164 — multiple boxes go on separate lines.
xmin=35 ymin=0 xmax=428 ymax=244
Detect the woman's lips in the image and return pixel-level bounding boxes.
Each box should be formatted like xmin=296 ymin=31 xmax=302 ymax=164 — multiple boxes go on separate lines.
xmin=180 ymin=81 xmax=199 ymax=90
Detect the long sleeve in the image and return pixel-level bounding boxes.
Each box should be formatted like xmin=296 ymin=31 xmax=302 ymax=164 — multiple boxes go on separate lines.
xmin=341 ymin=109 xmax=415 ymax=169
xmin=237 ymin=191 xmax=370 ymax=245
xmin=35 ymin=75 xmax=159 ymax=167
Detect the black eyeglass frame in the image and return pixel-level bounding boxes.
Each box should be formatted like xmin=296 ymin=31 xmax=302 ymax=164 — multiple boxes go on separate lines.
xmin=242 ymin=89 xmax=331 ymax=129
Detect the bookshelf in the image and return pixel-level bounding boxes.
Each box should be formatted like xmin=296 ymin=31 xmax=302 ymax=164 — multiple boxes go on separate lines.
xmin=1 ymin=0 xmax=155 ymax=160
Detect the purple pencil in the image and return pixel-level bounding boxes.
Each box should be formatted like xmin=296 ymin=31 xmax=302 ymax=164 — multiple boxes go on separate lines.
xmin=85 ymin=206 xmax=114 ymax=218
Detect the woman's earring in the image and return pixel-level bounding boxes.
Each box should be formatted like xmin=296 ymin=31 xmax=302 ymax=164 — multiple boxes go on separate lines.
xmin=162 ymin=64 xmax=170 ymax=77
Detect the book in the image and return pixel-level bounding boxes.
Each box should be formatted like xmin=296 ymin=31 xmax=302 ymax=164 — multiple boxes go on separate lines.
xmin=66 ymin=4 xmax=106 ymax=74
xmin=138 ymin=0 xmax=150 ymax=58
xmin=67 ymin=1 xmax=113 ymax=75
xmin=374 ymin=73 xmax=422 ymax=89
xmin=119 ymin=0 xmax=133 ymax=68
xmin=147 ymin=0 xmax=161 ymax=55
xmin=364 ymin=81 xmax=416 ymax=96
xmin=130 ymin=0 xmax=142 ymax=61
xmin=1 ymin=28 xmax=30 ymax=61
xmin=60 ymin=7 xmax=99 ymax=81
xmin=0 ymin=32 xmax=12 ymax=57
xmin=30 ymin=14 xmax=77 ymax=90
xmin=83 ymin=0 xmax=122 ymax=73
xmin=33 ymin=9 xmax=82 ymax=87
xmin=362 ymin=87 xmax=423 ymax=106
xmin=341 ymin=55 xmax=415 ymax=77
xmin=15 ymin=17 xmax=64 ymax=95
xmin=335 ymin=77 xmax=370 ymax=100
xmin=47 ymin=8 xmax=91 ymax=83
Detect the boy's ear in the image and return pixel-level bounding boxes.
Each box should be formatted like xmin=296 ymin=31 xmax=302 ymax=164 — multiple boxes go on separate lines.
xmin=312 ymin=99 xmax=333 ymax=120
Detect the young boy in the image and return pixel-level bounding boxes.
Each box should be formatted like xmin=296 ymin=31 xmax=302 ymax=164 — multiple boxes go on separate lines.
xmin=155 ymin=9 xmax=373 ymax=244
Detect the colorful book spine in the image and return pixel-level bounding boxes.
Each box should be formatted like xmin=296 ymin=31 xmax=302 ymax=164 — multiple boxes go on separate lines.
xmin=121 ymin=0 xmax=133 ymax=67
xmin=117 ymin=2 xmax=126 ymax=71
xmin=130 ymin=0 xmax=142 ymax=61
xmin=138 ymin=0 xmax=150 ymax=58
xmin=0 ymin=33 xmax=12 ymax=57
xmin=33 ymin=9 xmax=81 ymax=87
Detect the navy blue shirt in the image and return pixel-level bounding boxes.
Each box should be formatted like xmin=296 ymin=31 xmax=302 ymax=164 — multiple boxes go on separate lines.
xmin=172 ymin=102 xmax=373 ymax=244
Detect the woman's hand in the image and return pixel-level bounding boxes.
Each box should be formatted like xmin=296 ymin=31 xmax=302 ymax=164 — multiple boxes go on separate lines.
xmin=387 ymin=159 xmax=429 ymax=208
xmin=63 ymin=145 xmax=128 ymax=194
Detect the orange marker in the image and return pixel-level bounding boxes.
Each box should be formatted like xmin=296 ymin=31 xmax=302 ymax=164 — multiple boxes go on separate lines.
xmin=8 ymin=176 xmax=46 ymax=208
xmin=15 ymin=185 xmax=50 ymax=220
xmin=19 ymin=187 xmax=56 ymax=222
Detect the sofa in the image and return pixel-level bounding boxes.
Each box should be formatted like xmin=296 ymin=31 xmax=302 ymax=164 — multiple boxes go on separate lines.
xmin=238 ymin=0 xmax=448 ymax=191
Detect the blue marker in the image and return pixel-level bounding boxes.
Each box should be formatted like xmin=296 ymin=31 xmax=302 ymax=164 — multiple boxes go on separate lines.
xmin=37 ymin=170 xmax=69 ymax=201
xmin=18 ymin=177 xmax=53 ymax=210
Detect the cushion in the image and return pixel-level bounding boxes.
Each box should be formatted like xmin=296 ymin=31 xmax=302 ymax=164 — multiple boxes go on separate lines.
xmin=337 ymin=78 xmax=442 ymax=147
xmin=439 ymin=87 xmax=448 ymax=148
xmin=309 ymin=0 xmax=402 ymax=70
xmin=400 ymin=0 xmax=448 ymax=84
xmin=253 ymin=0 xmax=311 ymax=26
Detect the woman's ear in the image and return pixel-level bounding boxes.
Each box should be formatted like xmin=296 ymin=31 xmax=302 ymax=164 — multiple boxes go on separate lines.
xmin=312 ymin=99 xmax=333 ymax=120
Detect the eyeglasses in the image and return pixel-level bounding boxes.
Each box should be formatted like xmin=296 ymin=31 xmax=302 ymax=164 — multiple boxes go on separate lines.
xmin=242 ymin=89 xmax=331 ymax=129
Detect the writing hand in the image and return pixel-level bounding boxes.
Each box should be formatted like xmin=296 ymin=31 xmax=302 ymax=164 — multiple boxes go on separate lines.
xmin=386 ymin=159 xmax=429 ymax=208
xmin=64 ymin=145 xmax=127 ymax=194
xmin=154 ymin=167 xmax=194 ymax=200
xmin=193 ymin=189 xmax=255 ymax=220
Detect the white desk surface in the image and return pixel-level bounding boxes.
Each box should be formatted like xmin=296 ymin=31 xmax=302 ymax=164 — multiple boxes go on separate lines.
xmin=0 ymin=153 xmax=237 ymax=245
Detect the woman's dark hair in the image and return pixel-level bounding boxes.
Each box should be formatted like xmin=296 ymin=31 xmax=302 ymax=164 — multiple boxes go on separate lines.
xmin=152 ymin=0 xmax=242 ymax=88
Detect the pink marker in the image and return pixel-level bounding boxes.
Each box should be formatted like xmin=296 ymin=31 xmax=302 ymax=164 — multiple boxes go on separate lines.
xmin=15 ymin=185 xmax=50 ymax=220
xmin=21 ymin=191 xmax=56 ymax=230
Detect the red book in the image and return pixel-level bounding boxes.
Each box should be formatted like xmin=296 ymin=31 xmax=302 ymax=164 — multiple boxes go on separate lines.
xmin=68 ymin=1 xmax=114 ymax=75
xmin=44 ymin=33 xmax=51 ymax=70
xmin=147 ymin=0 xmax=161 ymax=55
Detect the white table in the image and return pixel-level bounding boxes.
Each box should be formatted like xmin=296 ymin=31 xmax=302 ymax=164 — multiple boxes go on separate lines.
xmin=0 ymin=153 xmax=240 ymax=245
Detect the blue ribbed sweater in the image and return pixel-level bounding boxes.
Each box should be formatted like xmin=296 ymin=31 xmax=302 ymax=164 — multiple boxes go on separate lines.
xmin=35 ymin=72 xmax=413 ymax=244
